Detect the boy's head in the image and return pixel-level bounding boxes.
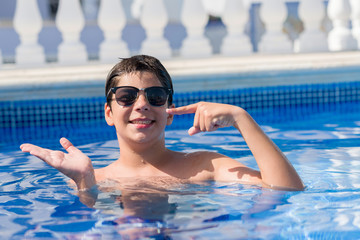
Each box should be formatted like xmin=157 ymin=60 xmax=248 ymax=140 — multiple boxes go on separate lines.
xmin=105 ymin=55 xmax=174 ymax=108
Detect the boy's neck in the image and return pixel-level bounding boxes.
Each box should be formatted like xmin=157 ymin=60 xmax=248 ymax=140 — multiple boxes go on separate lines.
xmin=117 ymin=139 xmax=171 ymax=168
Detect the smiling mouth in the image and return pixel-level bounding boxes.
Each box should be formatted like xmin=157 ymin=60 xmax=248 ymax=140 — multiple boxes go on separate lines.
xmin=130 ymin=120 xmax=155 ymax=124
xmin=129 ymin=119 xmax=155 ymax=129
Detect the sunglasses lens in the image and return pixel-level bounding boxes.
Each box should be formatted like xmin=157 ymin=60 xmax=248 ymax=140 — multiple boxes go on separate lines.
xmin=112 ymin=87 xmax=169 ymax=107
xmin=115 ymin=88 xmax=138 ymax=106
xmin=146 ymin=87 xmax=169 ymax=106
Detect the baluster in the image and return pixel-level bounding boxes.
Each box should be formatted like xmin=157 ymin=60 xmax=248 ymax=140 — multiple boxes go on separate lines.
xmin=350 ymin=0 xmax=360 ymax=49
xmin=98 ymin=0 xmax=129 ymax=62
xmin=180 ymin=0 xmax=212 ymax=58
xmin=295 ymin=0 xmax=328 ymax=53
xmin=221 ymin=0 xmax=252 ymax=56
xmin=327 ymin=0 xmax=357 ymax=51
xmin=202 ymin=0 xmax=226 ymax=17
xmin=258 ymin=0 xmax=292 ymax=53
xmin=13 ymin=0 xmax=45 ymax=66
xmin=140 ymin=0 xmax=171 ymax=59
xmin=56 ymin=0 xmax=87 ymax=64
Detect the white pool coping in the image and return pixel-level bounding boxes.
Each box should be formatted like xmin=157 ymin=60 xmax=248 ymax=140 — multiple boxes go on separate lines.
xmin=1 ymin=51 xmax=360 ymax=101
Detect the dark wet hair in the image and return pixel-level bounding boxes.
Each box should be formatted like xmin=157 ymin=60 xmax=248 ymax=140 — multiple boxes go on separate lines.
xmin=105 ymin=55 xmax=174 ymax=107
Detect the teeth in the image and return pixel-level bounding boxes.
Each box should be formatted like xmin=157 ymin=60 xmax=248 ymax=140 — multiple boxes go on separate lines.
xmin=132 ymin=120 xmax=152 ymax=124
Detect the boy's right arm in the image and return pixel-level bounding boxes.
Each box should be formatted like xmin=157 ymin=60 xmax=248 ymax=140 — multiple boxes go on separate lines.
xmin=20 ymin=137 xmax=96 ymax=191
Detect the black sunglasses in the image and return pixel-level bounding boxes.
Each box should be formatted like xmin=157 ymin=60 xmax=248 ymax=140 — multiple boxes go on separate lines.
xmin=108 ymin=86 xmax=172 ymax=107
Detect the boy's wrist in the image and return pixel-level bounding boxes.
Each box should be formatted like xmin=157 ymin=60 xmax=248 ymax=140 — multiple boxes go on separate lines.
xmin=76 ymin=169 xmax=96 ymax=191
xmin=232 ymin=107 xmax=247 ymax=129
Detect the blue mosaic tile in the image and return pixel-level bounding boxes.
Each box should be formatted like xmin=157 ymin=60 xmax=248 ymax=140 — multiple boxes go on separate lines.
xmin=0 ymin=81 xmax=360 ymax=150
xmin=0 ymin=81 xmax=359 ymax=129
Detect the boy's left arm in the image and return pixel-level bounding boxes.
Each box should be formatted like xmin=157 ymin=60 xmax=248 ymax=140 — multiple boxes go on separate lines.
xmin=167 ymin=102 xmax=304 ymax=191
xmin=231 ymin=107 xmax=304 ymax=190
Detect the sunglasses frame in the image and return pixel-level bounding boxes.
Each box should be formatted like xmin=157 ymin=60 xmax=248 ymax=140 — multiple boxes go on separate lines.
xmin=108 ymin=86 xmax=172 ymax=107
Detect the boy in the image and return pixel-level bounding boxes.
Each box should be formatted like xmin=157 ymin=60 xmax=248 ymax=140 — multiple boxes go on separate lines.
xmin=20 ymin=55 xmax=304 ymax=195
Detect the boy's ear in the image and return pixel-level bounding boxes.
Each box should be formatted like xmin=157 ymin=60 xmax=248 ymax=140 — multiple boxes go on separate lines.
xmin=166 ymin=104 xmax=175 ymax=126
xmin=104 ymin=103 xmax=114 ymax=126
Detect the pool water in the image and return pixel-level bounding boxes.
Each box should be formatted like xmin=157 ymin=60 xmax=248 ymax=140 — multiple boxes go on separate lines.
xmin=1 ymin=97 xmax=360 ymax=239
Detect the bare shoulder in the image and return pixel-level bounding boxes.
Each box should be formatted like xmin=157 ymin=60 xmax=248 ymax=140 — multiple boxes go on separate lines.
xmin=186 ymin=151 xmax=262 ymax=184
xmin=94 ymin=165 xmax=112 ymax=182
xmin=184 ymin=150 xmax=243 ymax=166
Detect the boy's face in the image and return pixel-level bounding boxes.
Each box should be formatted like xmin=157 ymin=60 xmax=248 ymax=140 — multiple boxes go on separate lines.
xmin=105 ymin=71 xmax=174 ymax=145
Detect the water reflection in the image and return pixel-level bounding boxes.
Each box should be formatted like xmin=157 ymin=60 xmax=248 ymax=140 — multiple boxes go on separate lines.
xmin=2 ymin=114 xmax=360 ymax=238
xmin=113 ymin=191 xmax=177 ymax=221
xmin=71 ymin=179 xmax=289 ymax=239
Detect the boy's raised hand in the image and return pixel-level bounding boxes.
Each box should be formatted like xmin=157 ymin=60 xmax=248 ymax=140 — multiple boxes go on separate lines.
xmin=166 ymin=102 xmax=240 ymax=135
xmin=20 ymin=137 xmax=96 ymax=191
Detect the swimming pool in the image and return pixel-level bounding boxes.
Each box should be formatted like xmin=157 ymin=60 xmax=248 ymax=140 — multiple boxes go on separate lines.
xmin=1 ymin=81 xmax=360 ymax=239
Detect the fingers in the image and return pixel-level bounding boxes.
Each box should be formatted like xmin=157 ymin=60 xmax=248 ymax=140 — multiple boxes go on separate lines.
xmin=191 ymin=103 xmax=214 ymax=133
xmin=20 ymin=143 xmax=51 ymax=161
xmin=60 ymin=137 xmax=78 ymax=154
xmin=189 ymin=108 xmax=210 ymax=135
xmin=193 ymin=105 xmax=200 ymax=130
xmin=189 ymin=102 xmax=228 ymax=135
xmin=21 ymin=138 xmax=79 ymax=160
xmin=190 ymin=119 xmax=219 ymax=135
xmin=166 ymin=103 xmax=198 ymax=115
xmin=168 ymin=102 xmax=234 ymax=135
xmin=20 ymin=143 xmax=43 ymax=155
xmin=188 ymin=126 xmax=201 ymax=136
xmin=20 ymin=143 xmax=32 ymax=153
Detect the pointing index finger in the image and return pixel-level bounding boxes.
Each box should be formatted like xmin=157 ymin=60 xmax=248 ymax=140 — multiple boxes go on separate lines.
xmin=166 ymin=103 xmax=198 ymax=115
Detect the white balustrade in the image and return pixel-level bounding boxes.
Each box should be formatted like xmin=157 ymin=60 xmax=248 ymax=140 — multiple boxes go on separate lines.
xmin=98 ymin=0 xmax=129 ymax=62
xmin=13 ymin=0 xmax=45 ymax=66
xmin=221 ymin=0 xmax=252 ymax=56
xmin=202 ymin=0 xmax=226 ymax=17
xmin=180 ymin=0 xmax=212 ymax=58
xmin=140 ymin=0 xmax=171 ymax=59
xmin=56 ymin=0 xmax=87 ymax=64
xmin=327 ymin=0 xmax=357 ymax=51
xmin=258 ymin=0 xmax=292 ymax=53
xmin=295 ymin=0 xmax=328 ymax=53
xmin=131 ymin=0 xmax=144 ymax=20
xmin=3 ymin=0 xmax=360 ymax=69
xmin=350 ymin=0 xmax=360 ymax=49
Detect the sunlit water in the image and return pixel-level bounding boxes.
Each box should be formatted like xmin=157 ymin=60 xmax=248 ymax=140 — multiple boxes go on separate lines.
xmin=1 ymin=108 xmax=360 ymax=239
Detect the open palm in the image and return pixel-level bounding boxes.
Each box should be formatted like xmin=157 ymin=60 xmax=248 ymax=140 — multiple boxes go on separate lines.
xmin=20 ymin=137 xmax=95 ymax=189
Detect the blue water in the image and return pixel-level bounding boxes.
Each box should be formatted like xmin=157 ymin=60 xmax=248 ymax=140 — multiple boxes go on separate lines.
xmin=1 ymin=100 xmax=360 ymax=239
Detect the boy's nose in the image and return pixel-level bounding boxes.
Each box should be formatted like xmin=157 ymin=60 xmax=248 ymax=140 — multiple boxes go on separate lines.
xmin=134 ymin=93 xmax=149 ymax=111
